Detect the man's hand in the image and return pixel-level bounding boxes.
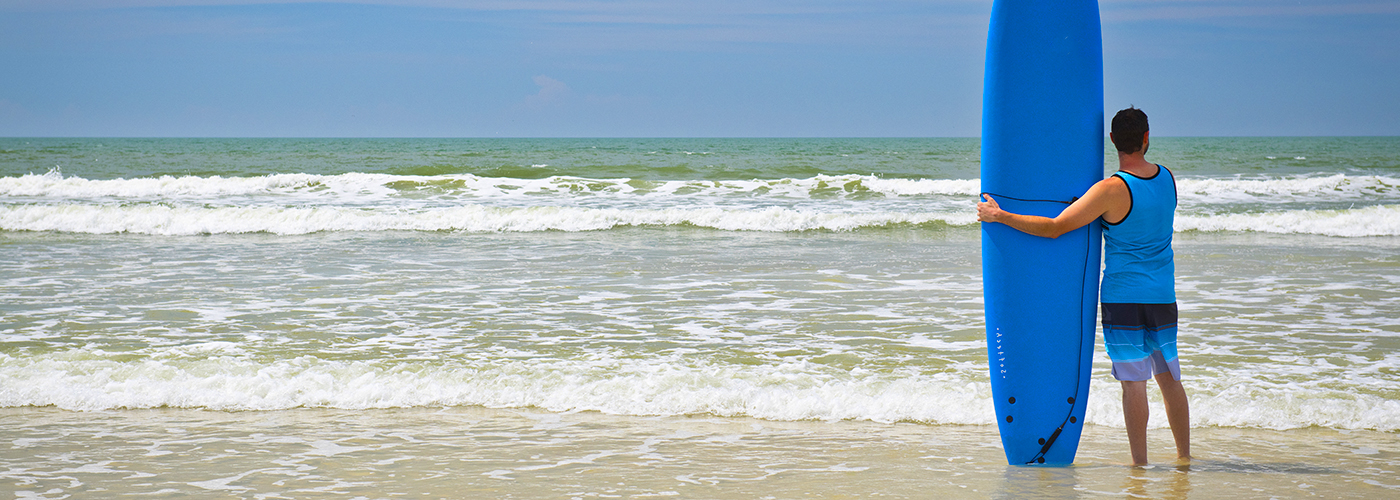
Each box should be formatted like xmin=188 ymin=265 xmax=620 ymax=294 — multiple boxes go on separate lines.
xmin=977 ymin=194 xmax=1003 ymax=223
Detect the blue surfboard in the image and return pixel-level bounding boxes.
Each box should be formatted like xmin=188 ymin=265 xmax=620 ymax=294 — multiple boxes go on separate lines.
xmin=980 ymin=0 xmax=1103 ymax=465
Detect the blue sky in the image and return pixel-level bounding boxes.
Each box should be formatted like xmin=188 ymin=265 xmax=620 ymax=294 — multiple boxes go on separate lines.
xmin=1 ymin=0 xmax=1397 ymax=137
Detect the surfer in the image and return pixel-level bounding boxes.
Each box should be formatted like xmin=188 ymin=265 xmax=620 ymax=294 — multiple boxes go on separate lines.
xmin=976 ymin=107 xmax=1190 ymax=466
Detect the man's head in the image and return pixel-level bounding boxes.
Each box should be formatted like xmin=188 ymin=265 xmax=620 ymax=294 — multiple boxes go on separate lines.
xmin=1110 ymin=107 xmax=1150 ymax=154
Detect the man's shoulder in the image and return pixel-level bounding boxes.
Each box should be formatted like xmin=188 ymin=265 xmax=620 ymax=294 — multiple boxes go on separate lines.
xmin=1096 ymin=174 xmax=1130 ymax=193
xmin=1090 ymin=174 xmax=1134 ymax=221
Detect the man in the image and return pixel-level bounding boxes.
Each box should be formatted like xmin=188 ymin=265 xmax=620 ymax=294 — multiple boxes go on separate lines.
xmin=976 ymin=107 xmax=1190 ymax=466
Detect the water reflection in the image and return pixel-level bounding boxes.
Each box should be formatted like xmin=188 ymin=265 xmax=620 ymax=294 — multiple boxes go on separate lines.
xmin=1123 ymin=462 xmax=1192 ymax=499
xmin=994 ymin=465 xmax=1081 ymax=500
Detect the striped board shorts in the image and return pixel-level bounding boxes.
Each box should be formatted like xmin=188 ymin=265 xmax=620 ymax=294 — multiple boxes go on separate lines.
xmin=1101 ymin=302 xmax=1181 ymax=382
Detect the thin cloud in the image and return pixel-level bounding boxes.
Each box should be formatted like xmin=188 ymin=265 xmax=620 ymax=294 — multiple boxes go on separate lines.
xmin=15 ymin=0 xmax=1398 ymax=23
xmin=5 ymin=1 xmax=988 ymax=51
xmin=1103 ymin=0 xmax=1400 ymax=22
xmin=524 ymin=75 xmax=573 ymax=109
xmin=4 ymin=1 xmax=974 ymax=15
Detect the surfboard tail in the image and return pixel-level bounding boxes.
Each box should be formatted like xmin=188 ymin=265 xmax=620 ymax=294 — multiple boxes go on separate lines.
xmin=984 ymin=219 xmax=1099 ymax=466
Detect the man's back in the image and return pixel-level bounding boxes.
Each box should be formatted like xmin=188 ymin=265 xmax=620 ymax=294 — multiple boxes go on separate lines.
xmin=1101 ymin=166 xmax=1177 ymax=304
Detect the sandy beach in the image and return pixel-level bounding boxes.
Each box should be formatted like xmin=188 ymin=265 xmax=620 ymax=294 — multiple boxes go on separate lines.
xmin=4 ymin=406 xmax=1397 ymax=498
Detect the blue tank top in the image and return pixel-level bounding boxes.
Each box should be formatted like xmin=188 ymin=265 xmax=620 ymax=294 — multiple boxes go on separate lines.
xmin=1100 ymin=165 xmax=1176 ymax=304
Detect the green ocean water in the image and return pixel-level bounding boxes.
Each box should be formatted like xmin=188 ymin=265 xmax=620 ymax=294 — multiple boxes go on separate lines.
xmin=3 ymin=136 xmax=1397 ymax=180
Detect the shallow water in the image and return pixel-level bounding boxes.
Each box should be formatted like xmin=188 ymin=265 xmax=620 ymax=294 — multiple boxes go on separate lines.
xmin=3 ymin=406 xmax=1397 ymax=498
xmin=3 ymin=229 xmax=1396 ymax=433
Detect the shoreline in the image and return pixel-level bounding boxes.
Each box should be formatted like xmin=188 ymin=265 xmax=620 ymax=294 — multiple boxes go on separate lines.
xmin=3 ymin=406 xmax=1395 ymax=498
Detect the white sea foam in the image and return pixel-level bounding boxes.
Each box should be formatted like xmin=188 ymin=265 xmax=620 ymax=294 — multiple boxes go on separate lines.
xmin=1177 ymin=204 xmax=1400 ymax=237
xmin=0 ymin=170 xmax=326 ymax=198
xmin=0 ymin=171 xmax=982 ymax=201
xmin=0 ymin=204 xmax=971 ymax=235
xmin=0 ymin=351 xmax=993 ymax=425
xmin=5 ymin=172 xmax=1399 ymax=235
xmin=1176 ymin=174 xmax=1399 ymax=203
xmin=5 ymin=201 xmax=1398 ymax=236
xmin=3 ymin=350 xmax=1394 ymax=431
xmin=7 ymin=171 xmax=1395 ymax=201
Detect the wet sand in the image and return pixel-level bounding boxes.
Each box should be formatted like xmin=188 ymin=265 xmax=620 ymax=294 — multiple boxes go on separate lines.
xmin=3 ymin=406 xmax=1395 ymax=498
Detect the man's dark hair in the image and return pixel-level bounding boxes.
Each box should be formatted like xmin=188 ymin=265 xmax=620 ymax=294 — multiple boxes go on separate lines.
xmin=1110 ymin=107 xmax=1150 ymax=154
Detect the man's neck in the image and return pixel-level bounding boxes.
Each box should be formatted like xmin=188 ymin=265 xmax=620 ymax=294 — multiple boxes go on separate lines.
xmin=1117 ymin=152 xmax=1157 ymax=177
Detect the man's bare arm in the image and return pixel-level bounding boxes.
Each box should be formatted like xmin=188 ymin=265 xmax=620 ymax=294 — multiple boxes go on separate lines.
xmin=976 ymin=177 xmax=1127 ymax=239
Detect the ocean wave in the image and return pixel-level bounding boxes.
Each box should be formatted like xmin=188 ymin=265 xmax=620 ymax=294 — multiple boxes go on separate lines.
xmin=0 ymin=203 xmax=971 ymax=235
xmin=5 ymin=171 xmax=1397 ymax=204
xmin=3 ymin=350 xmax=1393 ymax=431
xmin=0 ymin=170 xmax=980 ymax=201
xmin=6 ymin=170 xmax=1399 ymax=236
xmin=1176 ymin=174 xmax=1399 ymax=202
xmin=0 ymin=170 xmax=330 ymax=198
xmin=0 ymin=350 xmax=992 ymax=424
xmin=4 ymin=202 xmax=1399 ymax=236
xmin=1177 ymin=204 xmax=1400 ymax=237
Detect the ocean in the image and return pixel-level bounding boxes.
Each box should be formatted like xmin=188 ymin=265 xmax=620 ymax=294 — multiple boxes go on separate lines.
xmin=2 ymin=137 xmax=1397 ymax=498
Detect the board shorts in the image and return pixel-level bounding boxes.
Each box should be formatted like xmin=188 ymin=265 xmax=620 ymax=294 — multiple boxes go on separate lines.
xmin=1101 ymin=302 xmax=1181 ymax=382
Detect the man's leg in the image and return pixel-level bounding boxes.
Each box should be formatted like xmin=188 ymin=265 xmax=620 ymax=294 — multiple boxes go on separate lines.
xmin=1155 ymin=371 xmax=1191 ymax=460
xmin=1121 ymin=380 xmax=1149 ymax=465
